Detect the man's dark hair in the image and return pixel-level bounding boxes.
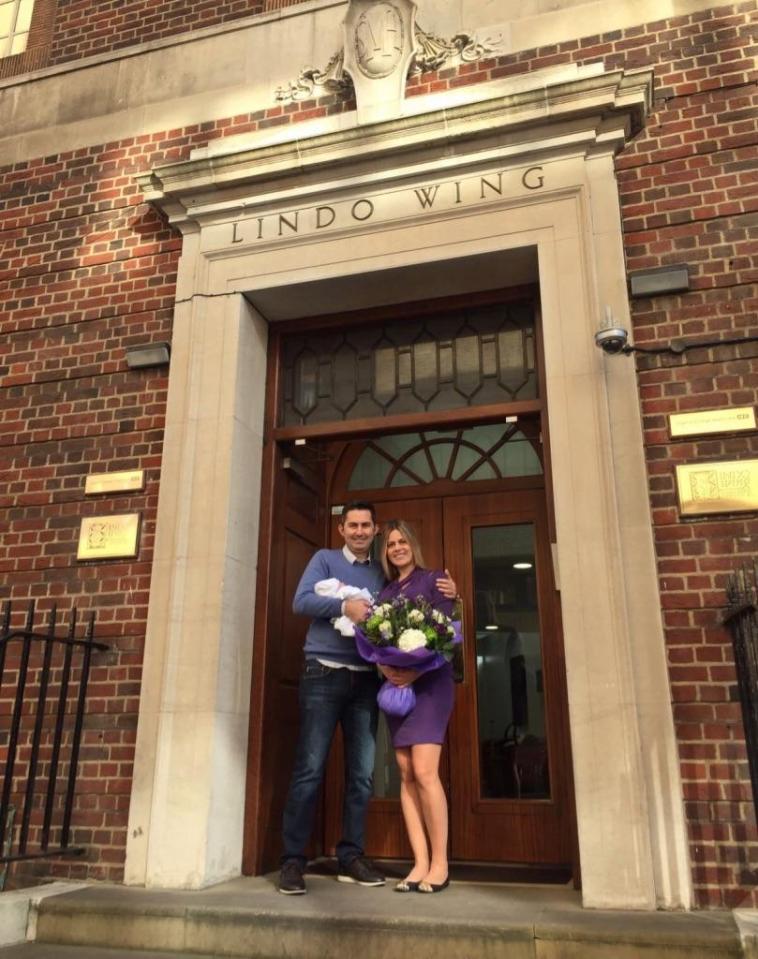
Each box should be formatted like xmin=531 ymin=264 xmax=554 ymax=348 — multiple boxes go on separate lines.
xmin=341 ymin=501 xmax=376 ymax=523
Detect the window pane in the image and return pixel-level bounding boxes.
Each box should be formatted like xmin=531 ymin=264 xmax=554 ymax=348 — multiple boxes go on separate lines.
xmin=347 ymin=447 xmax=391 ymax=491
xmin=428 ymin=438 xmax=452 ymax=478
xmin=492 ymin=431 xmax=542 ymax=477
xmin=10 ymin=29 xmax=26 ymax=53
xmin=373 ymin=714 xmax=400 ymax=798
xmin=0 ymin=4 xmax=14 ymax=36
xmin=473 ymin=524 xmax=550 ymax=800
xmin=375 ymin=433 xmax=420 ymax=458
xmin=450 ymin=443 xmax=482 ymax=480
xmin=467 ymin=461 xmax=497 ymax=481
xmin=395 ymin=448 xmax=433 ymax=483
xmin=389 ymin=470 xmax=417 ymax=488
xmin=16 ymin=0 xmax=32 ymax=31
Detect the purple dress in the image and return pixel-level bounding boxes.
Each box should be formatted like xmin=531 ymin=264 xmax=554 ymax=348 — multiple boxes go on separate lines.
xmin=378 ymin=568 xmax=456 ymax=747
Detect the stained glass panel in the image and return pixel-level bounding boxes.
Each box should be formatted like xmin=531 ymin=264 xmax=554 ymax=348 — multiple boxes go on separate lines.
xmin=281 ymin=302 xmax=537 ymax=427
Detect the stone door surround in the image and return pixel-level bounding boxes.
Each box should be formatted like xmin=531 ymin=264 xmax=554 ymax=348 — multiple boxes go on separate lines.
xmin=126 ymin=64 xmax=693 ymax=909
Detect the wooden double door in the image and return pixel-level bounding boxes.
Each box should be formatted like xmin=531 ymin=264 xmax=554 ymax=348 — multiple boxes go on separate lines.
xmin=324 ymin=489 xmax=575 ymax=867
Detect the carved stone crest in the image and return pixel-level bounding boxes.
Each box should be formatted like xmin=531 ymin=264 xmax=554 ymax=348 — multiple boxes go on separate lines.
xmin=275 ymin=0 xmax=502 ymax=125
xmin=351 ymin=1 xmax=408 ymax=79
xmin=343 ymin=0 xmax=417 ymax=121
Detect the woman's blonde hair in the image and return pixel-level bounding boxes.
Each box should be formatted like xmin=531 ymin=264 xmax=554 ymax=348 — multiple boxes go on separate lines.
xmin=379 ymin=519 xmax=426 ymax=581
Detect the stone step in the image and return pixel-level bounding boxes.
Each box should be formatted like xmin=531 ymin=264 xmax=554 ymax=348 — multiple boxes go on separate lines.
xmin=30 ymin=874 xmax=745 ymax=959
xmin=1 ymin=946 xmax=218 ymax=959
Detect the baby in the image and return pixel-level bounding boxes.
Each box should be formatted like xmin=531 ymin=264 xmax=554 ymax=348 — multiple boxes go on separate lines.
xmin=315 ymin=577 xmax=373 ymax=637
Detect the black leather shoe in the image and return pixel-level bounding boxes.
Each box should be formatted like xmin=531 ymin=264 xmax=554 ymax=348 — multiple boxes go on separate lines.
xmin=418 ymin=877 xmax=449 ymax=893
xmin=394 ymin=879 xmax=421 ymax=892
xmin=278 ymin=860 xmax=306 ymax=895
xmin=337 ymin=857 xmax=385 ymax=886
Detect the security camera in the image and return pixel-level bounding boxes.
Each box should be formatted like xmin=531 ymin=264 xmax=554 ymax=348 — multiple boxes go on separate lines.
xmin=594 ymin=327 xmax=629 ymax=355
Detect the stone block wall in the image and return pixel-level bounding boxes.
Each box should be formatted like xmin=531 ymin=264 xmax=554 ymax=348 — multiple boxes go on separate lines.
xmin=1 ymin=0 xmax=756 ymax=906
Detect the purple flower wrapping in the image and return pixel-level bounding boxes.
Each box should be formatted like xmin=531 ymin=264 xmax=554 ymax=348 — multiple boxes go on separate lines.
xmin=354 ymin=622 xmax=462 ymax=716
xmin=377 ymin=681 xmax=416 ymax=717
xmin=354 ymin=627 xmax=454 ymax=673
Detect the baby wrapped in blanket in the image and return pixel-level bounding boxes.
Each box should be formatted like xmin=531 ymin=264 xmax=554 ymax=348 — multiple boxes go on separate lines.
xmin=315 ymin=577 xmax=373 ymax=637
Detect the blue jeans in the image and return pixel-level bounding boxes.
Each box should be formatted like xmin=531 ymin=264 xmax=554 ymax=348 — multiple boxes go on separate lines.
xmin=281 ymin=661 xmax=380 ymax=868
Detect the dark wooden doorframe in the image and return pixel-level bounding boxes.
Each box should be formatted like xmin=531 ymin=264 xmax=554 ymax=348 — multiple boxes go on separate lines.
xmin=241 ymin=286 xmax=574 ymax=876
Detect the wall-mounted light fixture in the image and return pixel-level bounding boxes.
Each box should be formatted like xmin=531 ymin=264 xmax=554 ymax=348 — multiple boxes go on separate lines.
xmin=629 ymin=264 xmax=690 ymax=298
xmin=125 ymin=342 xmax=171 ymax=369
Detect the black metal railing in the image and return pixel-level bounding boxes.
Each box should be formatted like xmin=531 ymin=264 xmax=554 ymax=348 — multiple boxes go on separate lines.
xmin=0 ymin=600 xmax=108 ymax=873
xmin=724 ymin=562 xmax=758 ymax=825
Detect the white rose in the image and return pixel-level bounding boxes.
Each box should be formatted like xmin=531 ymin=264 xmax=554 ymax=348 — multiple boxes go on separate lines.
xmin=379 ymin=621 xmax=393 ymax=638
xmin=397 ymin=628 xmax=428 ymax=652
xmin=433 ymin=611 xmax=446 ymax=624
xmin=407 ymin=609 xmax=425 ymax=624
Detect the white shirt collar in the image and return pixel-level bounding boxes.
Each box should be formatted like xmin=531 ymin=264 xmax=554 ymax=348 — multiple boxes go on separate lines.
xmin=343 ymin=545 xmax=371 ymax=565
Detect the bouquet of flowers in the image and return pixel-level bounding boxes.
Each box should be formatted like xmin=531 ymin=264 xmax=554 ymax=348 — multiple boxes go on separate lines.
xmin=354 ymin=595 xmax=462 ymax=718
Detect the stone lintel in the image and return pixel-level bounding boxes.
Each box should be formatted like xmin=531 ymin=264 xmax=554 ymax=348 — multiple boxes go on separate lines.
xmin=137 ymin=66 xmax=654 ymax=225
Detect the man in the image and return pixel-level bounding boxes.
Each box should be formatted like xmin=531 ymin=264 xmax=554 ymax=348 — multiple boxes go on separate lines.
xmin=278 ymin=501 xmax=455 ymax=895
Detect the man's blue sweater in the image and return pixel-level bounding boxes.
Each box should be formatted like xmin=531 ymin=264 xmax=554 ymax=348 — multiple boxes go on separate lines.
xmin=292 ymin=549 xmax=385 ymax=666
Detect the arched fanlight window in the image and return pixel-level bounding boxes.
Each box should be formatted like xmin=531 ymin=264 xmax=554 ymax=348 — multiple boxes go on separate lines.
xmin=347 ymin=423 xmax=542 ymax=490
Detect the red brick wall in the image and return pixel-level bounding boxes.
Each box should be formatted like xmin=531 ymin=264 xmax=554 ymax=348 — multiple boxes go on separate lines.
xmin=0 ymin=142 xmax=178 ymax=881
xmin=1 ymin=2 xmax=756 ymax=905
xmin=614 ymin=10 xmax=758 ymax=909
xmin=407 ymin=2 xmax=758 ymax=906
xmin=0 ymin=91 xmax=352 ymax=885
xmin=47 ymin=0 xmax=306 ymax=67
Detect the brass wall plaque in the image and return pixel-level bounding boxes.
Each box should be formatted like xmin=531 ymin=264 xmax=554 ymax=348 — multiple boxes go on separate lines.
xmin=669 ymin=407 xmax=755 ymax=438
xmin=676 ymin=459 xmax=758 ymax=516
xmin=77 ymin=514 xmax=141 ymax=560
xmin=85 ymin=470 xmax=145 ymax=495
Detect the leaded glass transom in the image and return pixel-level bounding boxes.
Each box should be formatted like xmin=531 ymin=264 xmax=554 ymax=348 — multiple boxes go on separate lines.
xmin=347 ymin=423 xmax=543 ymax=491
xmin=280 ymin=302 xmax=537 ymax=427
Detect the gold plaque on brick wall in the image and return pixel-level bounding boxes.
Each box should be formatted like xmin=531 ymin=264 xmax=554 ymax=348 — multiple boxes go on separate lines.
xmin=77 ymin=513 xmax=141 ymax=560
xmin=85 ymin=469 xmax=145 ymax=495
xmin=669 ymin=407 xmax=756 ymax=438
xmin=676 ymin=460 xmax=758 ymax=516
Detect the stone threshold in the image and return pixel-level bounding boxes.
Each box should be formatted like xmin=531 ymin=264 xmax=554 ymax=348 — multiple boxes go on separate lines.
xmin=28 ymin=874 xmax=747 ymax=959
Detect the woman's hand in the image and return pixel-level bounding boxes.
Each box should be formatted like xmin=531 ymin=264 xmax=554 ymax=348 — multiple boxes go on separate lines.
xmin=379 ymin=665 xmax=421 ymax=687
xmin=436 ymin=568 xmax=458 ymax=600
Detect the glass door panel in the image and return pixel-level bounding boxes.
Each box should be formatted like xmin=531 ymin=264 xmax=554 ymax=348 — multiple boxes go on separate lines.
xmin=445 ymin=491 xmax=574 ymax=866
xmin=372 ymin=715 xmax=401 ymax=798
xmin=472 ymin=524 xmax=550 ymax=801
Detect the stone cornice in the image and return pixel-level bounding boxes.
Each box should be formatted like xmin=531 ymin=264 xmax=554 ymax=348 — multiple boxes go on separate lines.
xmin=138 ymin=66 xmax=653 ymax=227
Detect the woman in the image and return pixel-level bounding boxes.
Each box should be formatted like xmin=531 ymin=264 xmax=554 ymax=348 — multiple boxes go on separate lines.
xmin=377 ymin=519 xmax=456 ymax=894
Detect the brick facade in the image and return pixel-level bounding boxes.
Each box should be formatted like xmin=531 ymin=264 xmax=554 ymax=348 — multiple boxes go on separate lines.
xmin=1 ymin=2 xmax=756 ymax=906
xmin=0 ymin=0 xmax=311 ymax=77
